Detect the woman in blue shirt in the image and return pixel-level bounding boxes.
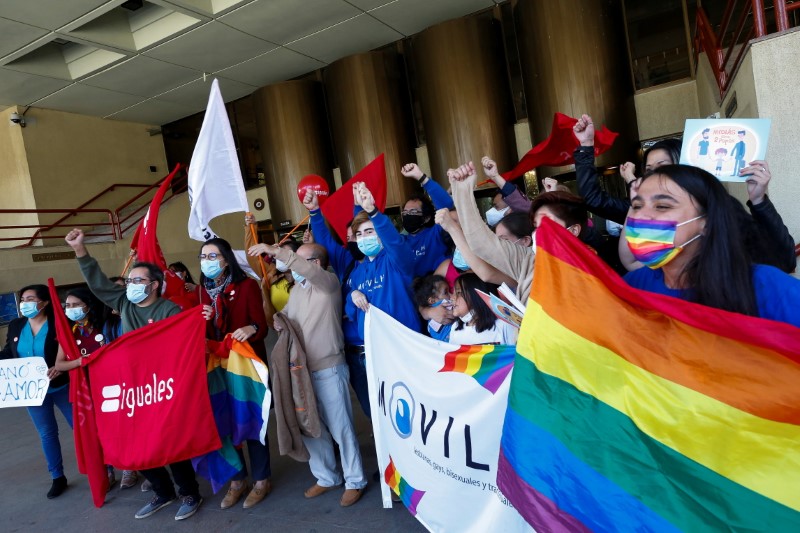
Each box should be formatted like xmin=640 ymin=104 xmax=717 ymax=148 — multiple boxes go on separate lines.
xmin=0 ymin=284 xmax=73 ymax=498
xmin=624 ymin=164 xmax=800 ymax=328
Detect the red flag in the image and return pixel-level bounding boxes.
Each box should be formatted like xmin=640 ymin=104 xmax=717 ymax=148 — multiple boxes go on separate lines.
xmin=129 ymin=164 xmax=185 ymax=304
xmin=82 ymin=307 xmax=221 ymax=470
xmin=320 ymin=154 xmax=387 ymax=244
xmin=501 ymin=113 xmax=618 ymax=180
xmin=47 ymin=279 xmax=109 ymax=508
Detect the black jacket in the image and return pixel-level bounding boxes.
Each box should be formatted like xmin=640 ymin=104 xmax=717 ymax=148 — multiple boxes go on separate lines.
xmin=1 ymin=317 xmax=69 ymax=390
xmin=574 ymin=146 xmax=797 ymax=273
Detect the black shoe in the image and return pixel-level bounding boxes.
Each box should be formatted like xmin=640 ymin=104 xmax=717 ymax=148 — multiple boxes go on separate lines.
xmin=47 ymin=476 xmax=68 ymax=499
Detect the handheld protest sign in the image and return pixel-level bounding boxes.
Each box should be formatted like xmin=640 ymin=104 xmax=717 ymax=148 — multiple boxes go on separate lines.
xmin=0 ymin=357 xmax=50 ymax=408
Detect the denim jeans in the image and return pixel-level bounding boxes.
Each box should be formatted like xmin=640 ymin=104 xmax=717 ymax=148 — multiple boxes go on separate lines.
xmin=27 ymin=386 xmax=73 ymax=479
xmin=302 ymin=364 xmax=366 ymax=490
xmin=141 ymin=460 xmax=199 ymax=499
xmin=345 ymin=347 xmax=371 ymax=419
xmin=232 ymin=437 xmax=272 ymax=482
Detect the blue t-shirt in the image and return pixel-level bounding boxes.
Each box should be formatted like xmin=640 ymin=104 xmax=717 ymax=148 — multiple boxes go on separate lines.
xmin=624 ymin=265 xmax=800 ymax=328
xmin=403 ymin=178 xmax=455 ymax=278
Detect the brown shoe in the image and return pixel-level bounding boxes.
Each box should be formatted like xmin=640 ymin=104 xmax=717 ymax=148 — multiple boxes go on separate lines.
xmin=220 ymin=482 xmax=248 ymax=509
xmin=340 ymin=488 xmax=363 ymax=507
xmin=243 ymin=480 xmax=272 ymax=509
xmin=304 ymin=483 xmax=337 ymax=499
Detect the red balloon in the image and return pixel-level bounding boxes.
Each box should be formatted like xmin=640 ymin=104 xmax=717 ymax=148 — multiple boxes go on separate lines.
xmin=297 ymin=175 xmax=331 ymax=206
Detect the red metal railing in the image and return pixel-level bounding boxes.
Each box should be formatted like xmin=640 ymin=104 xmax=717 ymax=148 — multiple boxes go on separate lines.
xmin=695 ymin=0 xmax=799 ymax=99
xmin=0 ymin=168 xmax=187 ymax=247
xmin=0 ymin=209 xmax=117 ymax=243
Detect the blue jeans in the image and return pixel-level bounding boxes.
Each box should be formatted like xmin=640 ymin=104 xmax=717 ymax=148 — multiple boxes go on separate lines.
xmin=345 ymin=347 xmax=370 ymax=419
xmin=27 ymin=386 xmax=73 ymax=479
xmin=232 ymin=437 xmax=271 ymax=482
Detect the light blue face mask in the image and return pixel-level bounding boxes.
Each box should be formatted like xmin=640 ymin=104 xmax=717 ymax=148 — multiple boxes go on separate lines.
xmin=126 ymin=283 xmax=150 ymax=304
xmin=19 ymin=302 xmax=41 ymax=319
xmin=291 ymin=271 xmax=306 ymax=284
xmin=357 ymin=235 xmax=383 ymax=257
xmin=66 ymin=307 xmax=87 ymax=322
xmin=201 ymin=259 xmax=224 ymax=279
xmin=452 ymin=248 xmax=469 ymax=271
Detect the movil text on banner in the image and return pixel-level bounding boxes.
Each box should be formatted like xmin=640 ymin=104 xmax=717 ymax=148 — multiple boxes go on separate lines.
xmin=364 ymin=307 xmax=532 ymax=533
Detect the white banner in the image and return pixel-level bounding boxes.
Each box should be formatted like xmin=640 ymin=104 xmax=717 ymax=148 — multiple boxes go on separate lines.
xmin=187 ymin=78 xmax=248 ymax=241
xmin=365 ymin=308 xmax=532 ymax=532
xmin=0 ymin=357 xmax=50 ymax=407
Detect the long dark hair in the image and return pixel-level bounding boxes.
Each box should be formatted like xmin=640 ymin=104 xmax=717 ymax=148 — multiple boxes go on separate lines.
xmin=453 ymin=273 xmax=497 ymax=333
xmin=18 ymin=284 xmax=54 ymax=322
xmin=168 ymin=261 xmax=196 ymax=284
xmin=643 ymin=139 xmax=682 ymax=174
xmin=641 ymin=165 xmax=757 ymax=316
xmin=199 ymin=237 xmax=248 ymax=285
xmin=66 ymin=286 xmax=106 ymax=330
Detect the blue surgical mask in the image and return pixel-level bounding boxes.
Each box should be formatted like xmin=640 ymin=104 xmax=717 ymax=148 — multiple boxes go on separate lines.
xmin=357 ymin=235 xmax=383 ymax=257
xmin=66 ymin=307 xmax=87 ymax=322
xmin=452 ymin=248 xmax=469 ymax=271
xmin=275 ymin=259 xmax=289 ymax=273
xmin=20 ymin=302 xmax=41 ymax=319
xmin=485 ymin=206 xmax=509 ymax=227
xmin=126 ymin=283 xmax=150 ymax=304
xmin=201 ymin=259 xmax=224 ymax=279
xmin=291 ymin=271 xmax=306 ymax=285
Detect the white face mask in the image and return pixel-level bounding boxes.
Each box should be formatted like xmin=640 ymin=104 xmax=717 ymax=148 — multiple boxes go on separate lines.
xmin=485 ymin=206 xmax=510 ymax=227
xmin=275 ymin=259 xmax=289 ymax=273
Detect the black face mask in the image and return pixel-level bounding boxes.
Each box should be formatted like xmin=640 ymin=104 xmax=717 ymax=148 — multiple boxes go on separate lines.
xmin=347 ymin=241 xmax=365 ymax=261
xmin=402 ymin=214 xmax=426 ymax=234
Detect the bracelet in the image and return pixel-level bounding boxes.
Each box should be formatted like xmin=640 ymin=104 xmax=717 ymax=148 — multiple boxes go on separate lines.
xmin=420 ymin=175 xmax=430 ymax=186
xmin=251 ymin=323 xmax=259 ymax=333
xmin=367 ymin=207 xmax=379 ymax=217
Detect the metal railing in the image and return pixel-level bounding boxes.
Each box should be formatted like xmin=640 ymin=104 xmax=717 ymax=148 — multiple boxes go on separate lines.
xmin=695 ymin=0 xmax=799 ymax=98
xmin=0 ymin=168 xmax=187 ymax=248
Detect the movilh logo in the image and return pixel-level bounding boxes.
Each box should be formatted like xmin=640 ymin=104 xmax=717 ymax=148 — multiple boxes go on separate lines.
xmin=389 ymin=382 xmax=414 ymax=439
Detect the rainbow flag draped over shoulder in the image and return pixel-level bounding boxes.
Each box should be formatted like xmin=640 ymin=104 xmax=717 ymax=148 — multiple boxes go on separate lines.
xmin=192 ymin=337 xmax=271 ymax=493
xmin=498 ymin=218 xmax=800 ymax=532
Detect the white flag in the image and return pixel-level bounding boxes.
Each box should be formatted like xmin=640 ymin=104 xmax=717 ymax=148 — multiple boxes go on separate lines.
xmin=187 ymin=78 xmax=248 ymax=241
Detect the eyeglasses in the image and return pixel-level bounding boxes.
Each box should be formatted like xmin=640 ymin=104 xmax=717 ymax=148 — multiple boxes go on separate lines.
xmin=305 ymin=257 xmax=319 ymax=262
xmin=198 ymin=253 xmax=221 ymax=260
xmin=402 ymin=209 xmax=423 ymax=216
xmin=124 ymin=277 xmax=152 ymax=285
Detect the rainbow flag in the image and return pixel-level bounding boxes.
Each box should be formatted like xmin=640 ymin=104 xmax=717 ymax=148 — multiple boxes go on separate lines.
xmin=498 ymin=218 xmax=800 ymax=532
xmin=384 ymin=456 xmax=426 ymax=516
xmin=192 ymin=337 xmax=271 ymax=492
xmin=439 ymin=344 xmax=516 ymax=394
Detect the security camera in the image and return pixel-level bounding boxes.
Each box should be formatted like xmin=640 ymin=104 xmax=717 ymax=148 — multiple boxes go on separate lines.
xmin=9 ymin=112 xmax=25 ymax=126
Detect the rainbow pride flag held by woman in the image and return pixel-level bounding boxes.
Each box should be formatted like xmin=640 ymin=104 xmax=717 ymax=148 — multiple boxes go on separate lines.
xmin=192 ymin=337 xmax=271 ymax=492
xmin=498 ymin=218 xmax=800 ymax=532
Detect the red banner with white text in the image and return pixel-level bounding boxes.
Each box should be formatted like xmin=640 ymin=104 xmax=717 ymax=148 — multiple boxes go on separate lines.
xmin=82 ymin=307 xmax=221 ymax=470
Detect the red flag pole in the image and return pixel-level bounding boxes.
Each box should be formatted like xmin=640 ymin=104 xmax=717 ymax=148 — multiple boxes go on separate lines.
xmin=121 ymin=251 xmax=135 ymax=277
xmin=246 ymin=211 xmax=268 ymax=280
xmin=278 ymin=214 xmax=310 ymax=245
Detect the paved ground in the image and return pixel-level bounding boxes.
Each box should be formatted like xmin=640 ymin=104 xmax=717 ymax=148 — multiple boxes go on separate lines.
xmin=0 ymin=398 xmax=427 ymax=532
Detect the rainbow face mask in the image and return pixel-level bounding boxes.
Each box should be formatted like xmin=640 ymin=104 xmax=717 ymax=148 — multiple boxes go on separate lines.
xmin=625 ymin=216 xmax=704 ymax=269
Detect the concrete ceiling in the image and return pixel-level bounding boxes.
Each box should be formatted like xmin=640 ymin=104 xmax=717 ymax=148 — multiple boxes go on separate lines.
xmin=0 ymin=0 xmax=501 ymax=125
